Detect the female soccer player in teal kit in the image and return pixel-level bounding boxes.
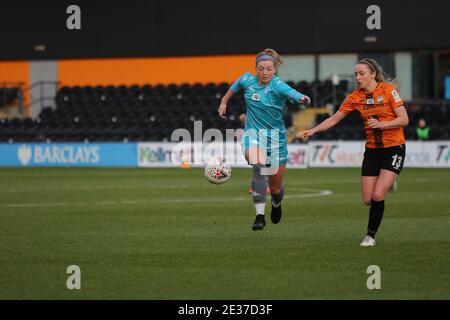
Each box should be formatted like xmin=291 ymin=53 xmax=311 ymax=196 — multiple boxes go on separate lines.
xmin=218 ymin=48 xmax=310 ymax=231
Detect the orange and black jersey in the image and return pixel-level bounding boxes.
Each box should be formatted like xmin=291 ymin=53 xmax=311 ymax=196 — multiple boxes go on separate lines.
xmin=339 ymin=82 xmax=406 ymax=148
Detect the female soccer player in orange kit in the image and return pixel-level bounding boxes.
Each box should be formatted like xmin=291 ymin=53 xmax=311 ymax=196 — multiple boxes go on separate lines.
xmin=298 ymin=58 xmax=409 ymax=246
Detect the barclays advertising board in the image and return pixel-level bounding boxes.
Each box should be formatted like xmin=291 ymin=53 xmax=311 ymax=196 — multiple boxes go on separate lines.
xmin=0 ymin=143 xmax=137 ymax=167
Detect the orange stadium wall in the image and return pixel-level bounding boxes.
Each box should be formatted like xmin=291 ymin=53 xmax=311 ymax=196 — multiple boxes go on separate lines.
xmin=0 ymin=61 xmax=29 ymax=85
xmin=57 ymin=55 xmax=256 ymax=86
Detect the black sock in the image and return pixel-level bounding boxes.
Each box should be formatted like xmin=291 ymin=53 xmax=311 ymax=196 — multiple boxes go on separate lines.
xmin=271 ymin=186 xmax=284 ymax=207
xmin=367 ymin=199 xmax=385 ymax=238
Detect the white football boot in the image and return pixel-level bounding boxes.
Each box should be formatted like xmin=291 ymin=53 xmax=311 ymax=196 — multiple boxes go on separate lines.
xmin=389 ymin=181 xmax=397 ymax=193
xmin=360 ymin=235 xmax=376 ymax=247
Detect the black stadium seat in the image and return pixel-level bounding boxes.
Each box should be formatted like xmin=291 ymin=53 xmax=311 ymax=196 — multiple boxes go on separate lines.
xmin=1 ymin=82 xmax=449 ymax=143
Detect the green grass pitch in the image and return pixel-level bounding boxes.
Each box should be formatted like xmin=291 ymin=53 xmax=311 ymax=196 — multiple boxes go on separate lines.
xmin=0 ymin=167 xmax=449 ymax=299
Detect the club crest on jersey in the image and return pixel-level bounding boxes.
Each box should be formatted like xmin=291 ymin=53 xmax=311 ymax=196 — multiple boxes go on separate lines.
xmin=377 ymin=96 xmax=384 ymax=103
xmin=252 ymin=93 xmax=260 ymax=101
xmin=366 ymin=98 xmax=375 ymax=104
xmin=391 ymin=90 xmax=401 ymax=102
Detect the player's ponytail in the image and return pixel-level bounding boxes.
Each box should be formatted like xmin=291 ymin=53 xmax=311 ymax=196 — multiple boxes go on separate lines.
xmin=256 ymin=48 xmax=284 ymax=69
xmin=358 ymin=58 xmax=400 ymax=89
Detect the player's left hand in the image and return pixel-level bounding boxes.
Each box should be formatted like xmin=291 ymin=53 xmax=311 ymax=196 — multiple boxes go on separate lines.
xmin=300 ymin=95 xmax=311 ymax=106
xmin=367 ymin=117 xmax=385 ymax=129
xmin=296 ymin=129 xmax=315 ymax=139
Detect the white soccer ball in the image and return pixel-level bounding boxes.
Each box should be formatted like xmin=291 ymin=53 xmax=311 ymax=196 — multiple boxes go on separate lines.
xmin=204 ymin=157 xmax=232 ymax=185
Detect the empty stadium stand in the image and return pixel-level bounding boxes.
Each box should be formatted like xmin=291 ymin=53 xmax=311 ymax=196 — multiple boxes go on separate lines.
xmin=0 ymin=81 xmax=449 ymax=143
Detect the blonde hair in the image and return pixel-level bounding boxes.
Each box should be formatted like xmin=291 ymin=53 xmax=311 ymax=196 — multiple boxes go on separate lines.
xmin=358 ymin=58 xmax=400 ymax=89
xmin=255 ymin=48 xmax=284 ymax=69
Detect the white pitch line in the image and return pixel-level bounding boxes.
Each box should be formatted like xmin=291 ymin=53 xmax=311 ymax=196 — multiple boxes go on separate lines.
xmin=0 ymin=189 xmax=332 ymax=208
xmin=0 ymin=184 xmax=206 ymax=193
xmin=157 ymin=189 xmax=333 ymax=203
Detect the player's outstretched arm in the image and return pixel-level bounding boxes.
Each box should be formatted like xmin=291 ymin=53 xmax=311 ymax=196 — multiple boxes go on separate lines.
xmin=218 ymin=89 xmax=235 ymax=118
xmin=297 ymin=110 xmax=347 ymax=139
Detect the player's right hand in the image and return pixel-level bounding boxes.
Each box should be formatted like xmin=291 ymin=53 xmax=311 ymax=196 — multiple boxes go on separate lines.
xmin=218 ymin=103 xmax=227 ymax=118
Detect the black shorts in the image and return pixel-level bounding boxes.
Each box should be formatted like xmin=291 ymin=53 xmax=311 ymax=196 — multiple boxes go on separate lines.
xmin=362 ymin=144 xmax=406 ymax=176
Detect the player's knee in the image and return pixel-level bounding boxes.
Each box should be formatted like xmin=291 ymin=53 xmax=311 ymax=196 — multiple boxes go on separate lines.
xmin=372 ymin=191 xmax=385 ymax=202
xmin=362 ymin=193 xmax=372 ymax=205
xmin=247 ymin=149 xmax=266 ymax=165
xmin=248 ymin=155 xmax=265 ymax=166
